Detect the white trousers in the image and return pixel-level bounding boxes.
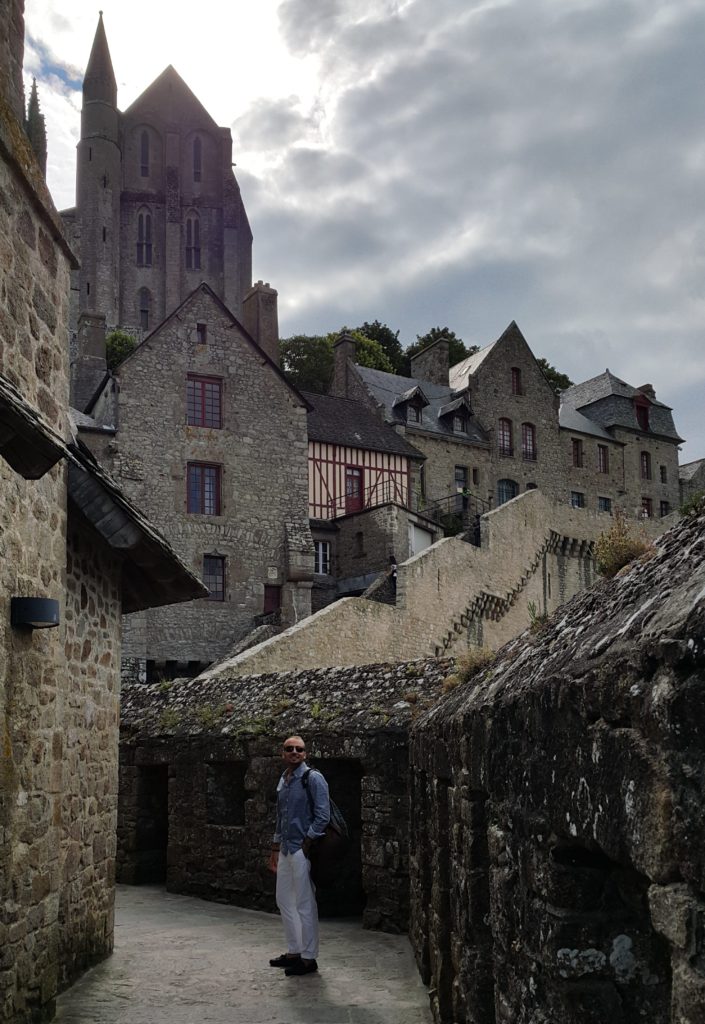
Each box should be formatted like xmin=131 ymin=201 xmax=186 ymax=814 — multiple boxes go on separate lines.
xmin=276 ymin=849 xmax=319 ymax=960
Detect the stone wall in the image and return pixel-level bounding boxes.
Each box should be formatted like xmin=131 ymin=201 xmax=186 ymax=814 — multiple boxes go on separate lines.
xmin=410 ymin=506 xmax=705 ymax=1024
xmin=117 ymin=659 xmax=452 ymax=933
xmin=202 ymin=490 xmax=673 ymax=678
xmin=88 ymin=284 xmax=313 ymax=666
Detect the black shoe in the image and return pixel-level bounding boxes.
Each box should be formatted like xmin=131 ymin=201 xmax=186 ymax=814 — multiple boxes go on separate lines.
xmin=285 ymin=959 xmax=318 ymax=976
xmin=269 ymin=953 xmax=301 ymax=968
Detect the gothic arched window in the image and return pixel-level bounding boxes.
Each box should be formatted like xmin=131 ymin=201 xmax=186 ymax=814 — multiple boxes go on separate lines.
xmin=136 ymin=210 xmax=152 ymax=267
xmin=193 ymin=137 xmax=202 ymax=183
xmin=138 ymin=287 xmax=151 ymax=331
xmin=186 ymin=215 xmax=201 ymax=270
xmin=140 ymin=131 xmax=149 ymax=177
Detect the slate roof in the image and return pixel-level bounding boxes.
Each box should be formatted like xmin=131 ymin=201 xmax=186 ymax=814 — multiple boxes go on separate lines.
xmin=448 ymin=339 xmax=498 ymax=390
xmin=679 ymin=459 xmax=705 ymax=481
xmin=0 ymin=372 xmax=69 ymax=478
xmin=354 ymin=367 xmax=489 ymax=447
xmin=558 ymin=405 xmax=618 ymax=442
xmin=303 ymin=391 xmax=424 ymax=459
xmin=561 ymin=370 xmax=670 ymax=411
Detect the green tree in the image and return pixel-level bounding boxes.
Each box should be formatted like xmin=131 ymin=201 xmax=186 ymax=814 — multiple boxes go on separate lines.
xmin=403 ymin=326 xmax=477 ymax=376
xmin=280 ymin=330 xmax=393 ymax=394
xmin=279 ymin=334 xmax=333 ymax=394
xmin=536 ymin=357 xmax=573 ymax=394
xmin=106 ymin=329 xmax=137 ymax=370
xmin=353 ymin=320 xmax=404 ymax=373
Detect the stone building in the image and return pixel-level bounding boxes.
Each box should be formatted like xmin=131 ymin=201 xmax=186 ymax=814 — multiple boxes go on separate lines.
xmin=409 ymin=503 xmax=705 ymax=1024
xmin=332 ymin=323 xmax=683 ymax=522
xmin=117 ymin=658 xmax=452 ymax=933
xmin=679 ymin=458 xmax=705 ymax=508
xmin=62 ymin=13 xmax=253 ymax=407
xmin=304 ymin=389 xmax=441 ymax=610
xmin=80 ymin=283 xmax=313 ymax=677
xmin=0 ymin=6 xmax=206 ymax=1019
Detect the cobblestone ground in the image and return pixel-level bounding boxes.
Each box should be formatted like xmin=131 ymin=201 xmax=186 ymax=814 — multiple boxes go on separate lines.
xmin=54 ymin=886 xmax=432 ymax=1024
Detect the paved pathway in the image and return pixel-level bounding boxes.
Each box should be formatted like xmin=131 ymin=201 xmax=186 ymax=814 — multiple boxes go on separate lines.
xmin=54 ymin=886 xmax=432 ymax=1024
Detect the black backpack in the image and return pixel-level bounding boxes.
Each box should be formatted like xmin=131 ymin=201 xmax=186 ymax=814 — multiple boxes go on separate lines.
xmin=301 ymin=768 xmax=349 ymax=885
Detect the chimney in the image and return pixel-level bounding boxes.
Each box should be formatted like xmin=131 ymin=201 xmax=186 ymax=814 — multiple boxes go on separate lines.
xmin=409 ymin=338 xmax=449 ymax=386
xmin=72 ymin=311 xmax=107 ymax=411
xmin=242 ymin=281 xmax=279 ymax=367
xmin=331 ymin=332 xmax=357 ymax=398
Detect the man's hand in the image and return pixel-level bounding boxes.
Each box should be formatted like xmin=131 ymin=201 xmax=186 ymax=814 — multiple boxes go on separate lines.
xmin=302 ymin=837 xmax=313 ymax=859
xmin=268 ymin=847 xmax=279 ymax=873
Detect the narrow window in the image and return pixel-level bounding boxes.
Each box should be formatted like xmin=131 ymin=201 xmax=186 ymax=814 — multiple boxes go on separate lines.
xmin=314 ymin=540 xmax=331 ymax=575
xmin=187 ymin=463 xmax=221 ymax=515
xmin=635 ymin=399 xmax=650 ymax=432
xmin=193 ymin=137 xmax=202 ymax=182
xmin=572 ymin=438 xmax=584 ymax=468
xmin=598 ymin=496 xmax=612 ymax=514
xmin=102 ymin=174 xmax=107 ymax=188
xmin=187 ymin=375 xmax=222 ymax=428
xmin=86 ymin=281 xmax=90 ymax=296
xmin=640 ymin=451 xmax=652 ymax=480
xmin=511 ymin=367 xmax=522 ymax=395
xmin=88 ymin=147 xmax=92 ymax=161
xmin=186 ymin=216 xmax=201 ymax=269
xmin=472 ymin=468 xmax=479 ymax=486
xmin=355 ymin=530 xmax=365 ymax=557
xmin=102 ymin=226 xmax=106 ymax=242
xmin=498 ymin=418 xmax=513 ymax=457
xmin=140 ymin=130 xmax=149 ymax=177
xmin=203 ymin=555 xmax=225 ymax=600
xmin=419 ymin=464 xmax=426 ymax=500
xmin=454 ymin=465 xmax=468 ymax=492
xmin=497 ymin=479 xmax=518 ymax=505
xmin=659 ymin=465 xmax=667 ymax=484
xmin=521 ymin=423 xmax=537 ymax=461
xmin=196 ymin=323 xmax=207 ymax=345
xmin=660 ymin=500 xmax=670 ymax=518
xmin=263 ymin=585 xmax=281 ymax=614
xmin=641 ymin=497 xmax=653 ymax=519
xmin=138 ymin=288 xmax=151 ymax=330
xmin=571 ymin=491 xmax=585 ymax=509
xmin=136 ymin=212 xmax=152 ymax=266
xmin=597 ymin=444 xmax=609 ymax=473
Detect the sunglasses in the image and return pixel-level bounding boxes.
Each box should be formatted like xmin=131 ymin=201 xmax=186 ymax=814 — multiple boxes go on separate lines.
xmin=283 ymin=745 xmax=305 ymax=753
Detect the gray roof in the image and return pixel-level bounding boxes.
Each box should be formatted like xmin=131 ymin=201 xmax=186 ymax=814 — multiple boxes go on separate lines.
xmin=558 ymin=405 xmax=617 ymax=442
xmin=355 ymin=366 xmax=489 ymax=447
xmin=679 ymin=458 xmax=705 ymax=482
xmin=561 ymin=370 xmax=670 ymax=411
xmin=0 ymin=372 xmax=68 ymax=479
xmin=304 ymin=391 xmax=425 ymax=459
xmin=448 ymin=340 xmax=497 ymax=390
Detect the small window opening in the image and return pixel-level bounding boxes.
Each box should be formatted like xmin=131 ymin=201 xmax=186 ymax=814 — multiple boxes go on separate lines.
xmin=196 ymin=323 xmax=207 ymax=345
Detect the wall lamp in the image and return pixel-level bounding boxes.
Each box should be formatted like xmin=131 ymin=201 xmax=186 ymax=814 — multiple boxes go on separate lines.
xmin=11 ymin=597 xmax=60 ymax=630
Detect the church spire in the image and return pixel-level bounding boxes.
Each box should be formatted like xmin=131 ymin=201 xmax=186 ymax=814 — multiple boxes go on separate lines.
xmin=83 ymin=11 xmax=117 ymax=105
xmin=24 ymin=78 xmax=47 ymax=176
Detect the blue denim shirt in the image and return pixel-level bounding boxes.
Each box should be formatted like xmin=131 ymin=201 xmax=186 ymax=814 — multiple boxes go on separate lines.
xmin=273 ymin=763 xmax=330 ymax=855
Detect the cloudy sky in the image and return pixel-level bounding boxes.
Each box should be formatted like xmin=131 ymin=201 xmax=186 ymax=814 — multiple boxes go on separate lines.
xmin=23 ymin=0 xmax=704 ymax=459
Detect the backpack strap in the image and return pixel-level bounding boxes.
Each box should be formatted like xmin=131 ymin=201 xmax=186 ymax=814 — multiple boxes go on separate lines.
xmin=301 ymin=768 xmax=314 ymax=816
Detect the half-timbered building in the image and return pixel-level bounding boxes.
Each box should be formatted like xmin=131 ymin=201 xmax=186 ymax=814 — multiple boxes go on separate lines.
xmin=304 ymin=392 xmax=440 ymax=611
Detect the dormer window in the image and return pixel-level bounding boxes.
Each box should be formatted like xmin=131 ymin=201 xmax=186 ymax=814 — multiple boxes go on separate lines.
xmin=407 ymin=403 xmax=422 ymax=424
xmin=635 ymin=397 xmax=650 ymax=432
xmin=452 ymin=413 xmax=467 ymax=434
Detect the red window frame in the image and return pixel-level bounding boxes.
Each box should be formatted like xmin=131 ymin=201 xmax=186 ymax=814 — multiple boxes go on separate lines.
xmin=635 ymin=398 xmax=650 ymax=432
xmin=187 ymin=375 xmax=222 ymax=428
xmin=187 ymin=462 xmax=221 ymax=515
xmin=203 ymin=555 xmax=225 ymax=601
xmin=498 ymin=418 xmax=513 ymax=457
xmin=641 ymin=497 xmax=653 ymax=518
xmin=521 ymin=423 xmax=537 ymax=461
xmin=572 ymin=438 xmax=584 ymax=468
xmin=640 ymin=451 xmax=651 ymax=480
xmin=345 ymin=466 xmax=364 ymax=514
xmin=511 ymin=367 xmax=522 ymax=395
xmin=597 ymin=444 xmax=609 ymax=474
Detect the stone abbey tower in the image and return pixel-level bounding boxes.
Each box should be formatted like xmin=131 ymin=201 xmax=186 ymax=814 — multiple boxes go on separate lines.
xmin=63 ymin=13 xmax=263 ymax=409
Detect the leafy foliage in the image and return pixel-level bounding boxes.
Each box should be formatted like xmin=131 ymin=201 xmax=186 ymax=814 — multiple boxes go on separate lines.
xmin=403 ymin=326 xmax=478 ymax=375
xmin=536 ymin=357 xmax=573 ymax=394
xmin=353 ymin=320 xmax=404 ymax=373
xmin=106 ymin=329 xmax=137 ymax=370
xmin=680 ymin=490 xmax=705 ymax=517
xmin=595 ymin=510 xmax=651 ymax=577
xmin=279 ymin=330 xmax=393 ymax=394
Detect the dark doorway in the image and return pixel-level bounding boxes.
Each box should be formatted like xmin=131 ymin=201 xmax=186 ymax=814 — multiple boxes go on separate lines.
xmin=134 ymin=765 xmax=169 ymax=883
xmin=310 ymin=758 xmax=365 ymax=917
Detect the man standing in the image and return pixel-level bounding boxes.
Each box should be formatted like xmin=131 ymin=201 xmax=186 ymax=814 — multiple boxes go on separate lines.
xmin=268 ymin=736 xmax=330 ymax=976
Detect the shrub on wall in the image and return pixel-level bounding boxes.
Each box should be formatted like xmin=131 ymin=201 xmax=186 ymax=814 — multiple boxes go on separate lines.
xmin=595 ymin=511 xmax=651 ymax=577
xmin=680 ymin=491 xmax=705 ymax=517
xmin=106 ymin=329 xmax=137 ymax=370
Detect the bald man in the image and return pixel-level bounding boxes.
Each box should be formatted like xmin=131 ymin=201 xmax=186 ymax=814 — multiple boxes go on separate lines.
xmin=268 ymin=736 xmax=330 ymax=976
